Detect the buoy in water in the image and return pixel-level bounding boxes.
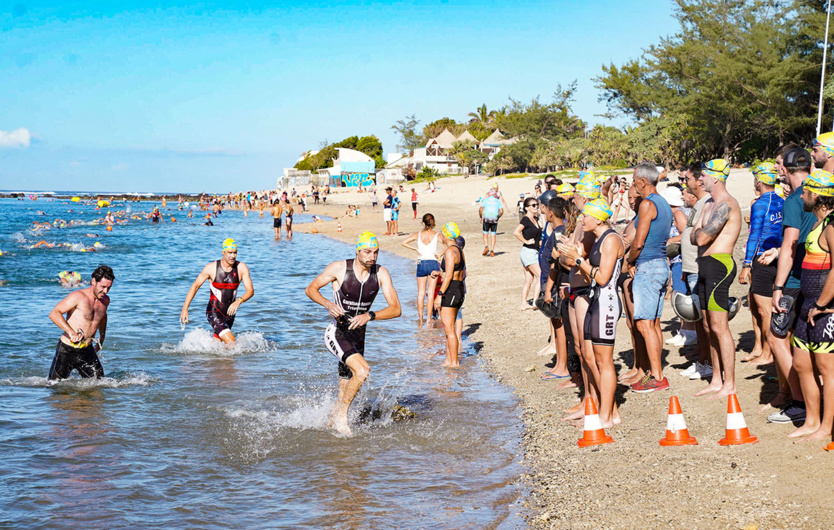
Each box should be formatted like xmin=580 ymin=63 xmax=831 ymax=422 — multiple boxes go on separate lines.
xmin=106 ymin=226 xmax=113 ymax=231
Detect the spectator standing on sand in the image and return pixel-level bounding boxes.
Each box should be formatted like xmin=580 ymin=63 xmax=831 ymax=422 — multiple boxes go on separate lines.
xmin=411 ymin=188 xmax=418 ymax=219
xmin=383 ymin=187 xmax=393 ymax=235
xmin=479 ymin=190 xmax=503 ymax=257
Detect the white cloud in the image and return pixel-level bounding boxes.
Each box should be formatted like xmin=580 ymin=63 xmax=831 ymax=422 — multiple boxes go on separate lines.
xmin=0 ymin=128 xmax=32 ymax=149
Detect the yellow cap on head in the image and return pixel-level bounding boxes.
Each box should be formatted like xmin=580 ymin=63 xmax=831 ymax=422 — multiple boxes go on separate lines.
xmin=752 ymin=162 xmax=777 ymax=186
xmin=556 ymin=183 xmax=574 ymax=197
xmin=492 ymin=183 xmax=499 ymax=189
xmin=702 ymin=159 xmax=731 ymax=182
xmin=583 ymin=198 xmax=613 ymax=222
xmin=806 ymin=169 xmax=834 ymax=197
xmin=814 ymin=132 xmax=834 ymax=157
xmin=222 ymin=238 xmax=237 ymax=251
xmin=355 ymin=231 xmax=379 ymax=252
xmin=575 ymin=183 xmax=601 ymax=200
xmin=442 ymin=222 xmax=460 ymax=239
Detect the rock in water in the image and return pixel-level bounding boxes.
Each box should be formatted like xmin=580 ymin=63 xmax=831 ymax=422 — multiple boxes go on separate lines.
xmin=391 ymin=403 xmax=417 ymax=421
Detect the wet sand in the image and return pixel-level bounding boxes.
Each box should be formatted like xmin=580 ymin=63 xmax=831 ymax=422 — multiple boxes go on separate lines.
xmin=296 ymin=172 xmax=834 ymax=529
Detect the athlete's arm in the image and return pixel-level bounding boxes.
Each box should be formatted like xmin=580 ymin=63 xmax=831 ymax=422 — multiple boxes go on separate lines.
xmin=694 ymin=201 xmax=731 ymax=246
xmin=227 ymin=262 xmax=254 ymax=316
xmin=772 ymin=227 xmax=800 ymax=312
xmin=401 ymin=231 xmax=420 ymax=252
xmin=513 ymin=222 xmax=530 ymax=245
xmin=97 ymin=311 xmax=107 ymax=350
xmin=348 ymin=266 xmax=401 ymax=330
xmin=49 ymin=292 xmax=84 ymax=343
xmin=180 ymin=263 xmax=213 ymax=324
xmin=478 ymin=206 xmax=484 ymax=219
xmin=625 ymin=200 xmax=655 ymax=266
xmin=305 ymin=261 xmax=346 ymax=319
xmin=435 ymin=247 xmax=457 ymax=308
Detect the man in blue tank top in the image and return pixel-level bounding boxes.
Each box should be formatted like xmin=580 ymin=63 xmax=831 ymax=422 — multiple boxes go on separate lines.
xmin=624 ymin=162 xmax=673 ymax=393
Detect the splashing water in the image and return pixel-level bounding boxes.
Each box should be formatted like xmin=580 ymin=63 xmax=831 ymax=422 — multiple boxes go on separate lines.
xmin=160 ymin=328 xmax=276 ymax=356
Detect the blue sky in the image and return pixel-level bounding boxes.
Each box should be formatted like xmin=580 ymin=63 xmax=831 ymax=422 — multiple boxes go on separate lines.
xmin=1 ymin=1 xmax=677 ymax=193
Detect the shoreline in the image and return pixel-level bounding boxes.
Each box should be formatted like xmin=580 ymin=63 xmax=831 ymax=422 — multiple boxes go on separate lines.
xmin=295 ymin=173 xmax=833 ymax=528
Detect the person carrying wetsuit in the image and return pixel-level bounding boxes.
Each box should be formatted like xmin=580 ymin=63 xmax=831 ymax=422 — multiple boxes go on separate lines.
xmin=306 ymin=231 xmax=401 ymax=437
xmin=180 ymin=238 xmax=254 ymax=344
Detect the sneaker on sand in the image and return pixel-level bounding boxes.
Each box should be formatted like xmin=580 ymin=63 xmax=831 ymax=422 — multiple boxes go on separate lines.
xmin=680 ymin=362 xmax=698 ymax=377
xmin=767 ymin=401 xmax=807 ymax=424
xmin=689 ymin=362 xmax=714 ymax=380
xmin=482 ymin=246 xmax=489 ymax=256
xmin=631 ymin=375 xmax=670 ymax=393
xmin=671 ymin=334 xmax=687 ymax=347
xmin=665 ymin=333 xmax=681 ymax=345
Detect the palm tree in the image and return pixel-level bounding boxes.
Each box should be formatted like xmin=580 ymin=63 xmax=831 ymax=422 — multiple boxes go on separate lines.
xmin=468 ymin=104 xmax=502 ymax=126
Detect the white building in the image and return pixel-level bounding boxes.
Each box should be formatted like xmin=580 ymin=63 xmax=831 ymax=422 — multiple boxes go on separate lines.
xmin=385 ymin=128 xmax=515 ymax=177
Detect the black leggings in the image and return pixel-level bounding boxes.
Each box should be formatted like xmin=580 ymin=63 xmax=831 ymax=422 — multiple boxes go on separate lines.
xmin=48 ymin=340 xmax=104 ymax=380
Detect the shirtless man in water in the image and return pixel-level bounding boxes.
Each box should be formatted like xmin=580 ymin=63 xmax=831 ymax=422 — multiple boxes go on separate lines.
xmin=691 ymin=159 xmax=742 ymax=399
xmin=180 ymin=238 xmax=254 ymax=344
xmin=48 ymin=264 xmax=115 ymax=380
xmin=305 ymin=231 xmax=401 ymax=436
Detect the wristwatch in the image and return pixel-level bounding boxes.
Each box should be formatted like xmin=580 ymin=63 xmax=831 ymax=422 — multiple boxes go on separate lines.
xmin=438 ymin=291 xmax=445 ymax=297
xmin=368 ymin=311 xmax=376 ymax=321
xmin=814 ymin=303 xmax=827 ymax=312
xmin=773 ymin=285 xmax=784 ymax=292
xmin=575 ymin=257 xmax=584 ymax=267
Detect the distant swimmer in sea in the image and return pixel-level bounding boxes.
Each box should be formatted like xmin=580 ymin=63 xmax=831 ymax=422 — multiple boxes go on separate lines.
xmin=149 ymin=206 xmax=161 ymax=223
xmin=271 ymin=200 xmax=283 ymax=241
xmin=204 ymin=214 xmax=214 ymax=226
xmin=47 ymin=264 xmax=115 ymax=380
xmin=58 ymin=270 xmax=83 ymax=287
xmin=305 ymin=231 xmax=402 ymax=436
xmin=180 ymin=238 xmax=254 ymax=344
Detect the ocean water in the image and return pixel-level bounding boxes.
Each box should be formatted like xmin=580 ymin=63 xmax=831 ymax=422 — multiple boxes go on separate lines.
xmin=0 ymin=197 xmax=525 ymax=528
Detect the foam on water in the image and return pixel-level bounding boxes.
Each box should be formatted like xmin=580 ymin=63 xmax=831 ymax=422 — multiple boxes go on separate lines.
xmin=0 ymin=372 xmax=154 ymax=388
xmin=160 ymin=328 xmax=276 ymax=356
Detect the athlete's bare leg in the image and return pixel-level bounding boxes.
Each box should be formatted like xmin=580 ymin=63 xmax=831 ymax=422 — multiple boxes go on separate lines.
xmin=416 ymin=275 xmax=428 ymax=322
xmin=332 ymin=354 xmax=371 ymax=437
xmin=704 ymin=311 xmax=738 ymax=400
xmin=635 ymin=317 xmax=663 ymax=381
xmin=765 ymin=333 xmax=802 ymax=409
xmin=788 ymin=347 xmax=821 ymax=438
xmin=440 ymin=307 xmax=460 ymax=367
xmin=218 ymin=330 xmax=236 ymax=344
xmin=796 ymin=352 xmax=834 ymax=443
xmin=563 ymin=296 xmax=589 ymax=420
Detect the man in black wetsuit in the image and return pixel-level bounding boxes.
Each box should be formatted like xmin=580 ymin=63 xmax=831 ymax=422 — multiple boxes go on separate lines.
xmin=48 ymin=264 xmax=115 ymax=380
xmin=180 ymin=238 xmax=254 ymax=344
xmin=305 ymin=231 xmax=402 ymax=437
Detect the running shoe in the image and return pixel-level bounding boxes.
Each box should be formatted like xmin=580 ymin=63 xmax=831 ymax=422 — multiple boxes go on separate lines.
xmin=680 ymin=362 xmax=698 ymax=377
xmin=631 ymin=375 xmax=670 ymax=393
xmin=689 ymin=362 xmax=713 ymax=380
xmin=482 ymin=246 xmax=489 ymax=256
xmin=665 ymin=333 xmax=680 ymax=345
xmin=767 ymin=400 xmax=807 ymax=424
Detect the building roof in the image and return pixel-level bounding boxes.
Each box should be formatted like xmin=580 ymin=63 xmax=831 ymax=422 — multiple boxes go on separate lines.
xmin=428 ymin=129 xmax=459 ymax=149
xmin=334 ymin=148 xmax=374 ymax=163
xmin=456 ymin=130 xmax=477 ymax=144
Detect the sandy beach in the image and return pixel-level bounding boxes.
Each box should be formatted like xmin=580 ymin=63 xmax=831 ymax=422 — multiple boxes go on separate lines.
xmin=296 ymin=172 xmax=834 ymax=529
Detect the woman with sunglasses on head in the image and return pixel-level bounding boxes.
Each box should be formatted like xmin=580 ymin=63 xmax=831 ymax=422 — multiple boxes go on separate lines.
xmin=514 ymin=196 xmax=542 ymax=311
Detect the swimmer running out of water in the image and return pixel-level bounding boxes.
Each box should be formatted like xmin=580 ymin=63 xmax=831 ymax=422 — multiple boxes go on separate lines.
xmin=305 ymin=231 xmax=402 ymax=436
xmin=47 ymin=264 xmax=115 ymax=380
xmin=180 ymin=238 xmax=254 ymax=344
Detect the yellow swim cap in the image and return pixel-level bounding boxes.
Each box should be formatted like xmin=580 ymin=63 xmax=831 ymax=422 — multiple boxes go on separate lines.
xmin=222 ymin=238 xmax=237 ymax=251
xmin=806 ymin=169 xmax=834 ymax=197
xmin=575 ymin=183 xmax=601 ymax=200
xmin=583 ymin=198 xmax=613 ymax=222
xmin=752 ymin=162 xmax=777 ymax=186
xmin=442 ymin=222 xmax=460 ymax=239
xmin=814 ymin=132 xmax=834 ymax=157
xmin=556 ymin=183 xmax=574 ymax=197
xmin=355 ymin=231 xmax=379 ymax=252
xmin=702 ymin=159 xmax=731 ymax=181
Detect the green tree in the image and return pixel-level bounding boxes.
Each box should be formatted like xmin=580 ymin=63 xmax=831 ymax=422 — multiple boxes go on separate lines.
xmin=422 ymin=118 xmax=465 ymax=143
xmin=467 ymin=104 xmax=498 ymax=126
xmin=391 ymin=115 xmax=423 ymax=153
xmin=496 ymin=83 xmax=585 ymax=141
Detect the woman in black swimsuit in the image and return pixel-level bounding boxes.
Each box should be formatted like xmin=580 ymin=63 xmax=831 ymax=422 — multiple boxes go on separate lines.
xmin=434 ymin=222 xmax=466 ymax=368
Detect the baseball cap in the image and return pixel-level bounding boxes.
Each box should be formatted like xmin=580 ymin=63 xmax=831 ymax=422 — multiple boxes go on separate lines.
xmin=783 ymin=147 xmax=812 ymax=168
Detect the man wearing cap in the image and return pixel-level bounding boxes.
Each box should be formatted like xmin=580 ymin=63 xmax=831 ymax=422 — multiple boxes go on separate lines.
xmin=624 ymin=162 xmax=673 ymax=393
xmin=761 ymin=146 xmax=815 ymax=425
xmin=690 ymin=159 xmax=742 ymax=399
xmin=812 ymin=132 xmax=834 ymax=172
xmin=738 ymin=163 xmax=784 ymax=366
xmin=383 ymin=187 xmax=394 ymax=235
xmin=479 ymin=189 xmax=504 ymax=256
xmin=180 ymin=238 xmax=255 ymax=344
xmin=305 ymin=231 xmax=401 ymax=436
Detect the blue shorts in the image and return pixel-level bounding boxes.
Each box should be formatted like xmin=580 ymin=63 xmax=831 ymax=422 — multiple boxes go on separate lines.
xmin=392 ymin=210 xmax=400 ymax=221
xmin=416 ymin=260 xmax=441 ymax=278
xmin=632 ymin=258 xmax=669 ymax=321
xmin=683 ymin=272 xmax=698 ymax=296
xmin=670 ymin=261 xmax=686 ymax=294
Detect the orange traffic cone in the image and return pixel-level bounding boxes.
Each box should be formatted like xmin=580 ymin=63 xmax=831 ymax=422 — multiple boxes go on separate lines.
xmin=718 ymin=394 xmax=758 ymax=446
xmin=577 ymin=397 xmax=614 ymax=447
xmin=659 ymin=396 xmax=698 ymax=446
xmin=337 ymin=222 xmax=342 ymax=232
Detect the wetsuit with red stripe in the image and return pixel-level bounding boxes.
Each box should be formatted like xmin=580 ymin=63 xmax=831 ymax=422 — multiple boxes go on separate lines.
xmin=206 ymin=260 xmax=240 ymax=337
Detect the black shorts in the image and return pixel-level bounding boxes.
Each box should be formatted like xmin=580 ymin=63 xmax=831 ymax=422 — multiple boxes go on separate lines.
xmin=273 ymin=218 xmax=282 ymax=228
xmin=697 ymin=254 xmax=737 ymax=312
xmin=482 ymin=220 xmax=498 ymax=234
xmin=441 ymin=280 xmax=465 ymax=308
xmin=751 ymin=258 xmax=777 ymax=297
xmin=584 ymin=287 xmax=621 ymax=346
xmin=206 ymin=309 xmax=235 ymax=338
xmin=48 ymin=340 xmax=104 ymax=380
xmin=325 ymin=323 xmax=366 ymax=379
xmin=793 ymin=279 xmax=834 ymax=352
